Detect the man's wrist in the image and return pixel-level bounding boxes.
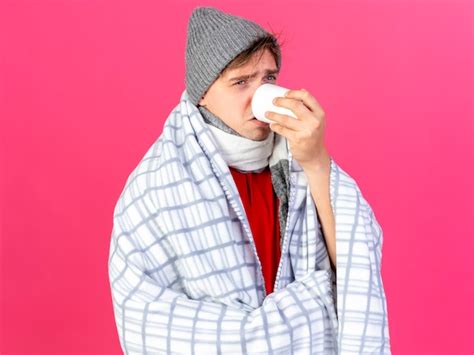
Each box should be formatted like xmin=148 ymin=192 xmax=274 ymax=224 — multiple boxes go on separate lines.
xmin=300 ymin=147 xmax=331 ymax=174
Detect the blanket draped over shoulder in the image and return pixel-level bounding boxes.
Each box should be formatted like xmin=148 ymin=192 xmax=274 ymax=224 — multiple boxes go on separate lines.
xmin=108 ymin=90 xmax=391 ymax=354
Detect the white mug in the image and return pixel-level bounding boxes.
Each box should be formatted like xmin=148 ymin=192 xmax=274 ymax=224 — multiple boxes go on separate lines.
xmin=251 ymin=83 xmax=297 ymax=123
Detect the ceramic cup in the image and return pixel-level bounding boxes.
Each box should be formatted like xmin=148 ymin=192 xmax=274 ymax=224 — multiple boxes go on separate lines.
xmin=251 ymin=83 xmax=297 ymax=124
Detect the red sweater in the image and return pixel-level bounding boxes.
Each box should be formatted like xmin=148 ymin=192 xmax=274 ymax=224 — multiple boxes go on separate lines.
xmin=229 ymin=166 xmax=281 ymax=295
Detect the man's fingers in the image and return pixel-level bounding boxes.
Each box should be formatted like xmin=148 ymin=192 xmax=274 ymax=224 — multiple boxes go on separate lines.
xmin=269 ymin=123 xmax=297 ymax=141
xmin=285 ymin=89 xmax=325 ymax=117
xmin=265 ymin=111 xmax=301 ymax=130
xmin=272 ymin=97 xmax=311 ymax=119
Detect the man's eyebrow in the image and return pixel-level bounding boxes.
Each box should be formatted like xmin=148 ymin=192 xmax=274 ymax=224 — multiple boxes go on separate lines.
xmin=228 ymin=69 xmax=280 ymax=82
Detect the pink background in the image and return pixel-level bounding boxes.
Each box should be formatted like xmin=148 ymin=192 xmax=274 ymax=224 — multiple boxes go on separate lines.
xmin=1 ymin=1 xmax=472 ymax=354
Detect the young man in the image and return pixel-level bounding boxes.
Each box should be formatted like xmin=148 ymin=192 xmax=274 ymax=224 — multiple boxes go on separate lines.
xmin=108 ymin=6 xmax=391 ymax=354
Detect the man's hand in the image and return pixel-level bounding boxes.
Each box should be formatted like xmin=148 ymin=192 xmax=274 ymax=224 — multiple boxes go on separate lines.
xmin=267 ymin=88 xmax=336 ymax=269
xmin=266 ymin=88 xmax=328 ymax=170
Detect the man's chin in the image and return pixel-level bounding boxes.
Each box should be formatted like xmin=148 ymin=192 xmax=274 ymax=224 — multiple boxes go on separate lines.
xmin=245 ymin=129 xmax=272 ymax=142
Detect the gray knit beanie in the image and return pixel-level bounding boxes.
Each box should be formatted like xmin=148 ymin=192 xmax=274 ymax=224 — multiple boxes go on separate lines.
xmin=185 ymin=6 xmax=281 ymax=106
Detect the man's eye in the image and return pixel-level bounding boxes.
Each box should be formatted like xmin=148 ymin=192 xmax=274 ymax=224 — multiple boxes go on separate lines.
xmin=234 ymin=75 xmax=277 ymax=86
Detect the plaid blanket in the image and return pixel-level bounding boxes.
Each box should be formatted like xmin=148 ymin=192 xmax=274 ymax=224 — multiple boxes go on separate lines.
xmin=108 ymin=90 xmax=391 ymax=354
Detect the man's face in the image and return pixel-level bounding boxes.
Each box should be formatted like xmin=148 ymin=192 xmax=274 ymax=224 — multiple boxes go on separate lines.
xmin=198 ymin=49 xmax=279 ymax=141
